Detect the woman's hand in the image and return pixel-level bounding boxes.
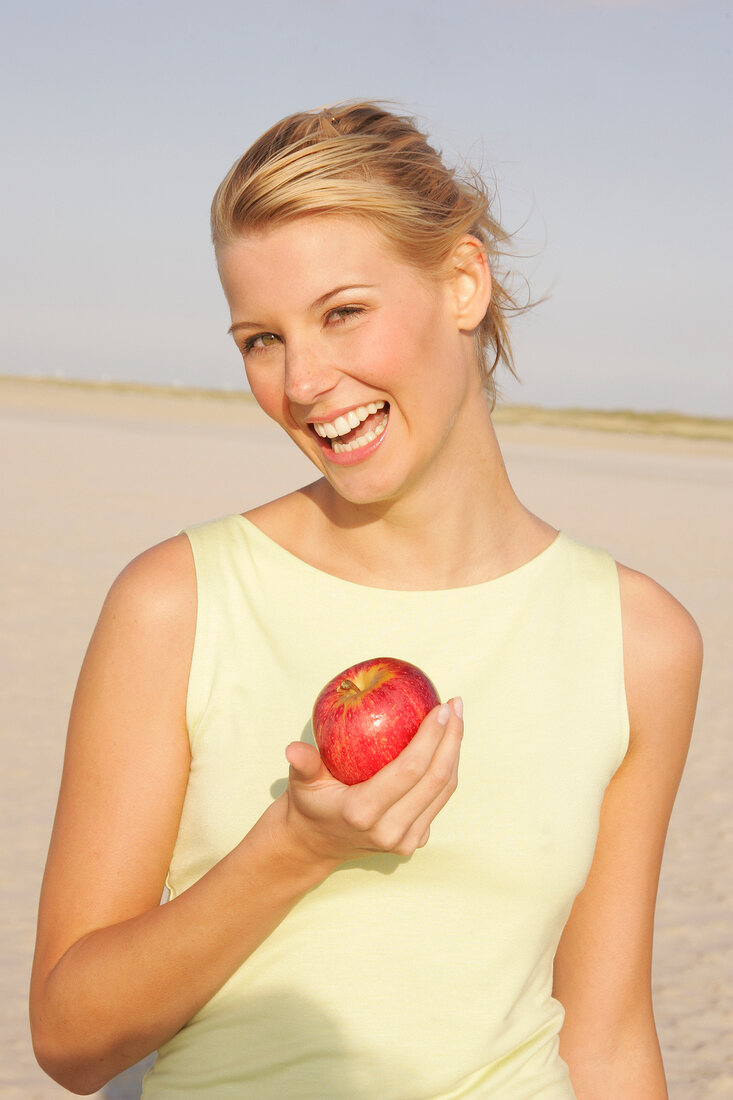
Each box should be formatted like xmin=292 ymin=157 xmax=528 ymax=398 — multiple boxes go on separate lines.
xmin=282 ymin=698 xmax=463 ymax=864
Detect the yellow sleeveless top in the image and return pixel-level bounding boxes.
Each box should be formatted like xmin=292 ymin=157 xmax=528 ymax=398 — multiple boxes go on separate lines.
xmin=142 ymin=515 xmax=629 ymax=1100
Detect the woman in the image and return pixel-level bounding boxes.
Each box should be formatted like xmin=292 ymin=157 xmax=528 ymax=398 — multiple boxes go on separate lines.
xmin=30 ymin=103 xmax=701 ymax=1098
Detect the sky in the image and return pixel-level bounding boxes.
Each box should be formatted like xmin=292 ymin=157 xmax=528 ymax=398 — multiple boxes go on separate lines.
xmin=2 ymin=0 xmax=731 ymax=415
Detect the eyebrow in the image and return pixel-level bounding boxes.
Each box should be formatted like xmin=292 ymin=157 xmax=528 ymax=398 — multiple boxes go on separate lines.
xmin=227 ymin=284 xmax=377 ymax=335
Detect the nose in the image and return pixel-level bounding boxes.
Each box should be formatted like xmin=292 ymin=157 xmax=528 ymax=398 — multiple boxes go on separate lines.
xmin=283 ymin=340 xmax=339 ymax=405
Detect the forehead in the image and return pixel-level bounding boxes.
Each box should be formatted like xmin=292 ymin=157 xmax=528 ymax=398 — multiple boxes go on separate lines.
xmin=216 ymin=214 xmax=419 ymax=309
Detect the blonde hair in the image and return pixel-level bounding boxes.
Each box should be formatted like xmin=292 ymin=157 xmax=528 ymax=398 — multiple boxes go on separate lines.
xmin=211 ymin=101 xmax=526 ymax=406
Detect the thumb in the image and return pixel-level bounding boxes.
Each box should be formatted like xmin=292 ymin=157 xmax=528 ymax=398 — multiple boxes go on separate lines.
xmin=285 ymin=741 xmax=328 ymax=782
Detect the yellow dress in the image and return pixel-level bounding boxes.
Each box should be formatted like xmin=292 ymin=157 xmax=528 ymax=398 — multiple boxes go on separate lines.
xmin=142 ymin=515 xmax=629 ymax=1099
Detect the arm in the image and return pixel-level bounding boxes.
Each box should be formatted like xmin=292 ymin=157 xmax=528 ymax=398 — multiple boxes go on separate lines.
xmin=553 ymin=564 xmax=702 ymax=1099
xmin=30 ymin=535 xmax=463 ymax=1095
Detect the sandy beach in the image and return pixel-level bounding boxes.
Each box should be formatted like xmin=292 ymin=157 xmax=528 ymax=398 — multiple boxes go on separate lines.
xmin=2 ymin=377 xmax=731 ymax=1099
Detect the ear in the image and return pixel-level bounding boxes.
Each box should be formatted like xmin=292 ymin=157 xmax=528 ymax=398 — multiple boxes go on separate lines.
xmin=447 ymin=235 xmax=492 ymax=331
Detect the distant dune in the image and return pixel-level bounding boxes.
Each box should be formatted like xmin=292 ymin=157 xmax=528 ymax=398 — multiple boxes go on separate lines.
xmin=493 ymin=403 xmax=733 ymax=442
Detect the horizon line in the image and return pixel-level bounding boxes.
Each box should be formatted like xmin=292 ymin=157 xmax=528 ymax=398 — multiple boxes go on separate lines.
xmin=2 ymin=373 xmax=732 ymax=443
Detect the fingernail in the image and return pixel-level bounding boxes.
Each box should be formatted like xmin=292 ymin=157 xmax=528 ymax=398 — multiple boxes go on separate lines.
xmin=452 ymin=697 xmax=463 ymax=719
xmin=437 ymin=702 xmax=450 ymax=725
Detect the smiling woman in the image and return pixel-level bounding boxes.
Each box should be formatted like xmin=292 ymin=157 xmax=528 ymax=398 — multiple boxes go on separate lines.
xmin=30 ymin=102 xmax=701 ymax=1100
xmin=215 ymin=210 xmax=494 ymax=507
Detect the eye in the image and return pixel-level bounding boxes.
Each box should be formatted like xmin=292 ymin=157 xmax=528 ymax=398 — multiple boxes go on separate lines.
xmin=242 ymin=332 xmax=281 ymax=355
xmin=326 ymin=305 xmax=365 ymax=326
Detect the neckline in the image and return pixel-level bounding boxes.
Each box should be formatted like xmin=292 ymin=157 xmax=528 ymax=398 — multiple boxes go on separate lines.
xmin=233 ymin=514 xmax=566 ymax=597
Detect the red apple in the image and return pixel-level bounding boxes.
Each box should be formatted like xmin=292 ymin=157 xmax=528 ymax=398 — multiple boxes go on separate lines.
xmin=311 ymin=657 xmax=440 ymax=785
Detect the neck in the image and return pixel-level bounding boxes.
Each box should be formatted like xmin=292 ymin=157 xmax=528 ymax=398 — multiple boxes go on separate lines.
xmin=303 ymin=406 xmax=553 ymax=590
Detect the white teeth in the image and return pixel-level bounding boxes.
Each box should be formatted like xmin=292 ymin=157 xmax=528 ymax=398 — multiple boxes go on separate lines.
xmin=332 ymin=412 xmax=388 ymax=453
xmin=313 ymin=421 xmax=339 ymax=438
xmin=311 ymin=401 xmax=385 ymax=440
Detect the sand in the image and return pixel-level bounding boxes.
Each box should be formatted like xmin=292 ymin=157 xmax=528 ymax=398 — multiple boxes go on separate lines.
xmin=1 ymin=377 xmax=731 ymax=1099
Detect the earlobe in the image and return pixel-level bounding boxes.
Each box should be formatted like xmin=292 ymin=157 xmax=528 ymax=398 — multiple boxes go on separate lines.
xmin=450 ymin=236 xmax=492 ymax=331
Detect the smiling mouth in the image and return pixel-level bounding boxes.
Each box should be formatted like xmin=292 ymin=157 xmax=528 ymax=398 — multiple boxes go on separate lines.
xmin=311 ymin=401 xmax=389 ymax=454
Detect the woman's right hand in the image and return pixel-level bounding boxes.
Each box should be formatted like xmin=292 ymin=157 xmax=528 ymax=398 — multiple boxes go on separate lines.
xmin=282 ymin=698 xmax=463 ymax=865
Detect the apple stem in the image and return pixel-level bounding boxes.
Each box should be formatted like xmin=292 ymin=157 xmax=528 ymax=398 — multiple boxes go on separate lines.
xmin=339 ymin=679 xmax=360 ymax=695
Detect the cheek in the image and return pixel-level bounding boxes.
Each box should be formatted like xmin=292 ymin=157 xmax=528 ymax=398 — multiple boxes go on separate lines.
xmin=381 ymin=303 xmax=454 ymax=395
xmin=359 ymin=309 xmax=434 ymax=387
xmin=243 ymin=363 xmax=286 ymax=423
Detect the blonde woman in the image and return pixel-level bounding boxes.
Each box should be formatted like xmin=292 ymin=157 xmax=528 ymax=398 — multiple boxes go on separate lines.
xmin=31 ymin=103 xmax=701 ymax=1099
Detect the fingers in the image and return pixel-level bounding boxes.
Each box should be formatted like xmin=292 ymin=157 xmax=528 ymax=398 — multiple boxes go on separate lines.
xmin=388 ymin=746 xmax=460 ymax=855
xmin=375 ymin=708 xmax=462 ymax=854
xmin=356 ymin=698 xmax=461 ymax=802
xmin=341 ymin=698 xmax=463 ymax=845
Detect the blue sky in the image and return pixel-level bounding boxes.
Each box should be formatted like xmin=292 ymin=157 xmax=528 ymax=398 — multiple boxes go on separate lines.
xmin=2 ymin=0 xmax=731 ymax=414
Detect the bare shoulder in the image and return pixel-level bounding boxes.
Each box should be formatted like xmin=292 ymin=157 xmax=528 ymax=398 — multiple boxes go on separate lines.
xmin=71 ymin=529 xmax=198 ymax=794
xmin=102 ymin=532 xmax=197 ymax=629
xmin=616 ymin=562 xmax=702 ymax=658
xmin=616 ymin=562 xmax=703 ymax=755
xmin=77 ymin=533 xmax=198 ymax=740
xmin=75 ymin=532 xmax=198 ymax=737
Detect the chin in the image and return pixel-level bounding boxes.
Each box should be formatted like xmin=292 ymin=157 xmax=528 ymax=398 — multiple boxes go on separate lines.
xmin=326 ymin=471 xmax=408 ymax=510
